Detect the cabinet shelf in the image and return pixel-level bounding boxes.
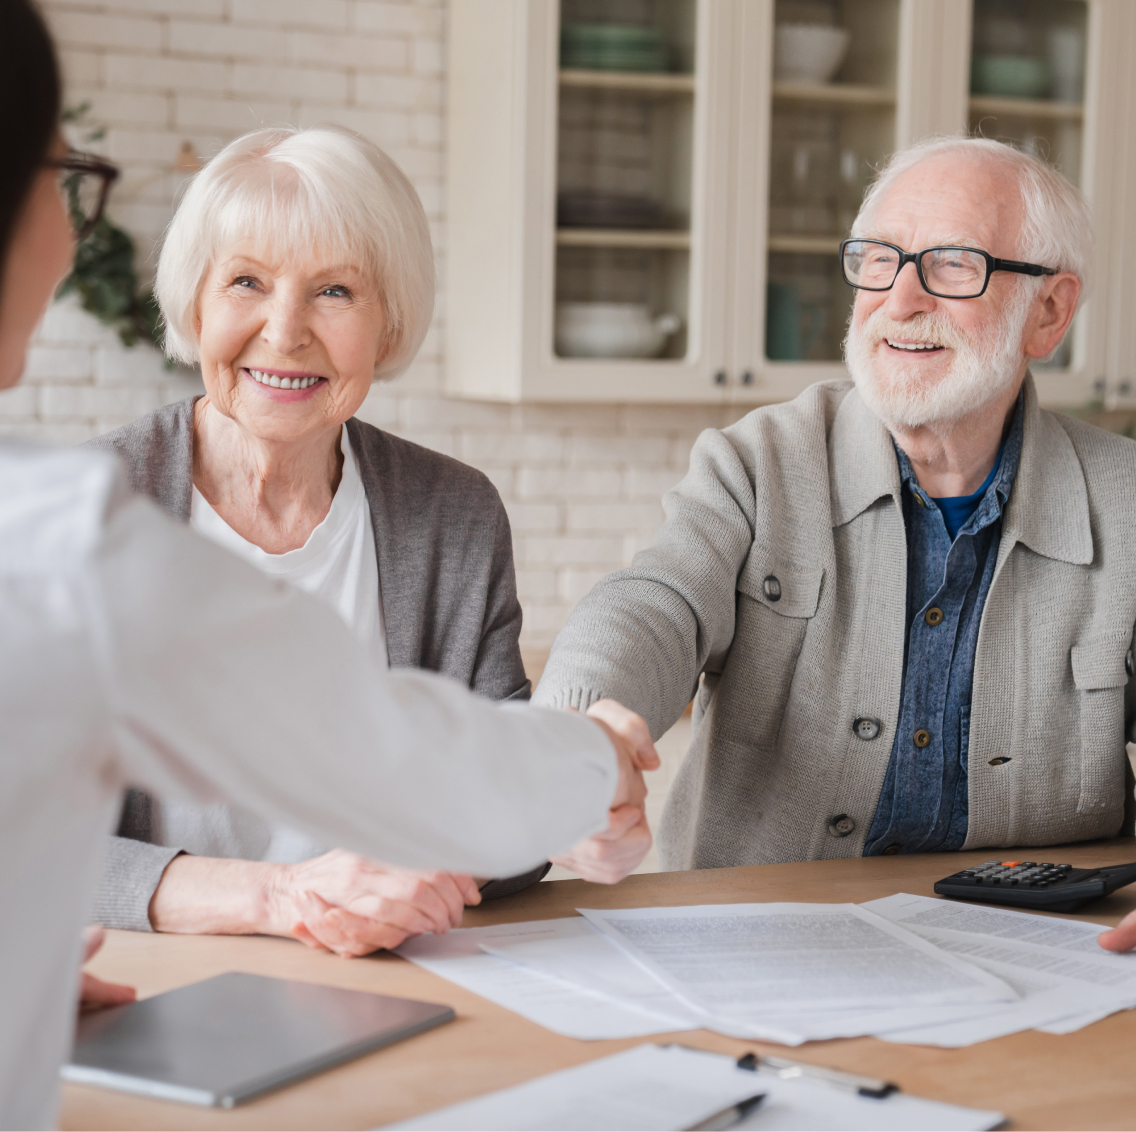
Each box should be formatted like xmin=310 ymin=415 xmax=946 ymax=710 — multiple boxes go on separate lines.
xmin=555 ymin=228 xmax=692 ymax=250
xmin=772 ymin=81 xmax=896 ymax=106
xmin=968 ymin=95 xmax=1084 ymax=121
xmin=767 ymin=234 xmax=843 ymax=255
xmin=559 ymin=68 xmax=695 ymax=95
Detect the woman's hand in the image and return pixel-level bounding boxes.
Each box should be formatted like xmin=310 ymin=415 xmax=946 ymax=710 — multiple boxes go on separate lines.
xmin=266 ymin=850 xmax=482 ymax=958
xmin=150 ymin=851 xmax=481 ymax=959
xmin=79 ymin=926 xmax=136 ymax=1013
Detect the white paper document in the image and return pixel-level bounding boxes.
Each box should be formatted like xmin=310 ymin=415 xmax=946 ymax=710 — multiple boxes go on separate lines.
xmin=478 ymin=917 xmax=707 ymax=1032
xmin=578 ymin=903 xmax=1016 ymax=1036
xmin=396 ymin=921 xmax=698 ymax=1040
xmin=386 ymin=1043 xmax=1004 ymax=1132
xmin=861 ymin=893 xmax=1136 ymax=1045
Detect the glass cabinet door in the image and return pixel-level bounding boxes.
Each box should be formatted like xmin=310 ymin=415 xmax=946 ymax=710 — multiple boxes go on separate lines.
xmin=764 ymin=0 xmax=900 ymax=364
xmin=969 ymin=0 xmax=1088 ymax=369
xmin=554 ymin=0 xmax=697 ymax=363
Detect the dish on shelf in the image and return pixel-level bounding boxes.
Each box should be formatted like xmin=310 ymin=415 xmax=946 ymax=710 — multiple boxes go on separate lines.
xmin=971 ymin=54 xmax=1051 ymax=99
xmin=773 ymin=24 xmax=850 ymax=84
xmin=560 ymin=24 xmax=671 ymax=73
xmin=555 ymin=302 xmax=681 ymax=359
xmin=557 ymin=191 xmax=664 ymax=230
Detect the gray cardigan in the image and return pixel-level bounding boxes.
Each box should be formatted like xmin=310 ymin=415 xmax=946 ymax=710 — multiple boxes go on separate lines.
xmin=89 ymin=397 xmax=544 ymax=929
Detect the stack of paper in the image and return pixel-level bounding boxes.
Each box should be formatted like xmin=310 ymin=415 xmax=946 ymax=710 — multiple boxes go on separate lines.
xmin=397 ymin=896 xmax=1136 ymax=1047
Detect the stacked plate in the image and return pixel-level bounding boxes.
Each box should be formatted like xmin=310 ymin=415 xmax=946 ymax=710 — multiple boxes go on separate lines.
xmin=560 ymin=24 xmax=671 ymax=73
xmin=557 ymin=191 xmax=663 ymax=229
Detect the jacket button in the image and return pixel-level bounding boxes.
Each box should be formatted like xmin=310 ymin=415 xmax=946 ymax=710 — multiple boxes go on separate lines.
xmin=925 ymin=606 xmax=944 ymax=626
xmin=762 ymin=575 xmax=781 ymax=602
xmin=853 ymin=717 xmax=881 ymax=740
xmin=828 ymin=814 xmax=856 ymax=837
xmin=914 ymin=729 xmax=931 ymax=748
xmin=1127 ymin=648 xmax=1134 ymax=678
xmin=882 ymin=843 xmax=902 ymax=855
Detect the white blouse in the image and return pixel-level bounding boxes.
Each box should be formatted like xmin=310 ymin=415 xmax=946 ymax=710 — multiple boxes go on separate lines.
xmin=0 ymin=440 xmax=615 ymax=1129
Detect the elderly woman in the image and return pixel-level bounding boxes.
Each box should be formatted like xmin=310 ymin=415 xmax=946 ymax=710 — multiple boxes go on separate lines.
xmin=89 ymin=125 xmax=653 ymax=958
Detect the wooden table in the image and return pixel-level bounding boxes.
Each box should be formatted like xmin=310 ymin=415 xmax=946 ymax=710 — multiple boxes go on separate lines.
xmin=64 ymin=838 xmax=1136 ymax=1131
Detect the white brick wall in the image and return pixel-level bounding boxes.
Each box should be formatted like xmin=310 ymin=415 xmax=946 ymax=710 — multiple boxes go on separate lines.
xmin=6 ymin=0 xmax=748 ymax=656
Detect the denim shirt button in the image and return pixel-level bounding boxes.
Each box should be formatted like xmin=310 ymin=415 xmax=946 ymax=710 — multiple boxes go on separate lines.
xmin=853 ymin=716 xmax=881 ymax=741
xmin=828 ymin=814 xmax=856 ymax=837
xmin=925 ymin=606 xmax=944 ymax=626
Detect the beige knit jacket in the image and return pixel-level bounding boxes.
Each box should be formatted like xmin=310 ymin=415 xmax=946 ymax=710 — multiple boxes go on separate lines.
xmin=535 ymin=376 xmax=1136 ymax=869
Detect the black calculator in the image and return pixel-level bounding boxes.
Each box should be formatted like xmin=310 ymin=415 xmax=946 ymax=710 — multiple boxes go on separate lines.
xmin=934 ymin=859 xmax=1136 ymax=912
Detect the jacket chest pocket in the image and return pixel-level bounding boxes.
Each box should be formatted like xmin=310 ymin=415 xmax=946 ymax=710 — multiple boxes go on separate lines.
xmin=714 ymin=551 xmax=824 ymax=750
xmin=1071 ymin=634 xmax=1130 ymax=815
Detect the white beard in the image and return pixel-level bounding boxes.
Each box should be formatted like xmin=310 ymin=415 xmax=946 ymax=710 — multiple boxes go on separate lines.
xmin=843 ymin=288 xmax=1032 ymax=430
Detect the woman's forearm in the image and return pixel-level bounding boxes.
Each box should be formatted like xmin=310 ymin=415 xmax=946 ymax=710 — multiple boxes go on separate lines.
xmin=148 ymin=855 xmax=280 ymax=935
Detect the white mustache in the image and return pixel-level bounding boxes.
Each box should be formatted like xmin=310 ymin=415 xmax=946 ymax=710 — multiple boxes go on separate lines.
xmin=858 ymin=308 xmax=969 ymax=353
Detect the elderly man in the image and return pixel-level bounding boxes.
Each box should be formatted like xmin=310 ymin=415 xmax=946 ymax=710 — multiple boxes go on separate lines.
xmin=536 ymin=137 xmax=1136 ymax=947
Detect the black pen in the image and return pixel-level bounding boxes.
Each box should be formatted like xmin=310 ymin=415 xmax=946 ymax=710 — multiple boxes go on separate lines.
xmin=684 ymin=1092 xmax=767 ymax=1131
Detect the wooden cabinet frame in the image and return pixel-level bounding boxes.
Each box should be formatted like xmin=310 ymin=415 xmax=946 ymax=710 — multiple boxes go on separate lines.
xmin=445 ymin=0 xmax=1135 ymax=408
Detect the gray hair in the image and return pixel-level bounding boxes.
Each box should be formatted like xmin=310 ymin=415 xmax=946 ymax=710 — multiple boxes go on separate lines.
xmin=155 ymin=125 xmax=435 ymax=380
xmin=852 ymin=135 xmax=1092 ymax=299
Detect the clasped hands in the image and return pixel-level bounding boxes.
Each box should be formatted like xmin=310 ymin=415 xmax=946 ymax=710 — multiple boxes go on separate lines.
xmin=269 ymin=699 xmax=659 ymax=956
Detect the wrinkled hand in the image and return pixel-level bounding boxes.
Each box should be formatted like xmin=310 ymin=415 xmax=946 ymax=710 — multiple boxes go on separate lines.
xmin=79 ymin=926 xmax=136 ymax=1014
xmin=1098 ymin=908 xmax=1136 ymax=952
xmin=552 ymin=699 xmax=661 ymax=884
xmin=265 ymin=849 xmax=482 ymax=959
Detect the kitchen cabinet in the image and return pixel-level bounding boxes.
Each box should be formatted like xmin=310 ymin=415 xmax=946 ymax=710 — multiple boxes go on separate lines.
xmin=445 ymin=0 xmax=1136 ymax=408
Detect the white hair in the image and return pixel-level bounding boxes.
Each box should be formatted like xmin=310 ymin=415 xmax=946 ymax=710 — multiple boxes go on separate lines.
xmin=155 ymin=125 xmax=434 ymax=380
xmin=852 ymin=135 xmax=1092 ymax=299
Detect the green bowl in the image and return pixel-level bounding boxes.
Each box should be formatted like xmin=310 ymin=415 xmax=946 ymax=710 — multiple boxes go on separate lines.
xmin=562 ymin=23 xmax=665 ymax=47
xmin=971 ymin=55 xmax=1051 ymax=98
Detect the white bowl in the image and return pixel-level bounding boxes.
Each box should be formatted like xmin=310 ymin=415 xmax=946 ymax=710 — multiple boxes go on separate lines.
xmin=555 ymin=302 xmax=681 ymax=359
xmin=774 ymin=24 xmax=851 ymax=84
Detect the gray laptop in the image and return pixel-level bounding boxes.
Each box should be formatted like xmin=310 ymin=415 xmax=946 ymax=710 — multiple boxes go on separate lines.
xmin=64 ymin=971 xmax=454 ymax=1108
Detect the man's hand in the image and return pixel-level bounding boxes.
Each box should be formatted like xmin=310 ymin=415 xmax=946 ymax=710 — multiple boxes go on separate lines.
xmin=267 ymin=850 xmax=482 ymax=959
xmin=552 ymin=699 xmax=661 ymax=884
xmin=79 ymin=926 xmax=136 ymax=1013
xmin=1098 ymin=908 xmax=1136 ymax=952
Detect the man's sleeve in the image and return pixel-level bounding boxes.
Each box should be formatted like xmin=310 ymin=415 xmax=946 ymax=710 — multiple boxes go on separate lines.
xmin=87 ymin=493 xmax=618 ymax=882
xmin=533 ymin=428 xmax=759 ymax=740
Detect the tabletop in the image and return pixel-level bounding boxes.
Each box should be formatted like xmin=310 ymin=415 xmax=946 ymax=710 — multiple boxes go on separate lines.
xmin=63 ymin=837 xmax=1136 ymax=1131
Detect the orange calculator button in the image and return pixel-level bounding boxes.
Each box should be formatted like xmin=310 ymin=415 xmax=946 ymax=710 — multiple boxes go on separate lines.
xmin=1000 ymin=860 xmax=1021 ymax=867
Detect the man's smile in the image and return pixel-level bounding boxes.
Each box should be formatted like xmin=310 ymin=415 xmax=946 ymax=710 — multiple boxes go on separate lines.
xmin=884 ymin=338 xmax=946 ymax=353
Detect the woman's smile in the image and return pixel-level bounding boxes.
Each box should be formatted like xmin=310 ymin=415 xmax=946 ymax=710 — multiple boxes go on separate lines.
xmin=241 ymin=366 xmax=327 ymax=400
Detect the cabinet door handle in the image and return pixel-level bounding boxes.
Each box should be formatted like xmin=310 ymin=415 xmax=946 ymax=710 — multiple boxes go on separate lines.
xmin=739 ymin=370 xmax=754 ymax=386
xmin=713 ymin=370 xmax=727 ymax=385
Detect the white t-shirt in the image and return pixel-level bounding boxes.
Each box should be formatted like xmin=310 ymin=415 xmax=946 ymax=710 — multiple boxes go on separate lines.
xmin=0 ymin=440 xmax=614 ymax=1128
xmin=163 ymin=426 xmax=388 ymax=863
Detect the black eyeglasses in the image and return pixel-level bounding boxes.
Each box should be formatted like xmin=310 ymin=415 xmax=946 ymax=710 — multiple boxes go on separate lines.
xmin=840 ymin=238 xmax=1057 ymax=300
xmin=45 ymin=151 xmax=120 ymax=241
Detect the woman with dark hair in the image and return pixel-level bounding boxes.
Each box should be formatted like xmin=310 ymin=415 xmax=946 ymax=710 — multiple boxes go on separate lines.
xmin=0 ymin=3 xmax=654 ymax=1126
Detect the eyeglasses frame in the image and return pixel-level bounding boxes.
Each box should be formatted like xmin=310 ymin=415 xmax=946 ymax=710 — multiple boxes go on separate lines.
xmin=45 ymin=150 xmax=120 ymax=241
xmin=838 ymin=237 xmax=1057 ymax=300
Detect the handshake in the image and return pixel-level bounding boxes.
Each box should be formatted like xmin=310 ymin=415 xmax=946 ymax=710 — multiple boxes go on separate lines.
xmin=555 ymin=698 xmax=661 ymax=885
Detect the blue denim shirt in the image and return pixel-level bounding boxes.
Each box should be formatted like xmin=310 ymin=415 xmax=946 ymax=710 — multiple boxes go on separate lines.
xmin=863 ymin=395 xmax=1024 ymax=856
